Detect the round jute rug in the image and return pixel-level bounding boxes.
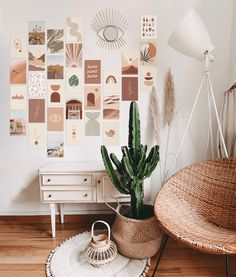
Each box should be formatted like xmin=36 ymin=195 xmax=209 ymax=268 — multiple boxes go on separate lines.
xmin=45 ymin=231 xmax=150 ymax=277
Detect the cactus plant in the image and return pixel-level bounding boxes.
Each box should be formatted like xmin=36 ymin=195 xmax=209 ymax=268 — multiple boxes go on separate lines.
xmin=101 ymin=101 xmax=159 ymax=219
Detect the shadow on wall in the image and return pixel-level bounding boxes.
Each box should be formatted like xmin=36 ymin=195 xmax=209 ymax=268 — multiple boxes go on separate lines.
xmin=12 ymin=176 xmax=41 ymax=206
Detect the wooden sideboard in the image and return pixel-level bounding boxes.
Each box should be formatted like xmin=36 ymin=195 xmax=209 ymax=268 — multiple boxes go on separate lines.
xmin=39 ymin=162 xmax=151 ymax=237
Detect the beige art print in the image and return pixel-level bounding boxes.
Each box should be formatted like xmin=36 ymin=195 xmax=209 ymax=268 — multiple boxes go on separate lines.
xmin=140 ymin=66 xmax=157 ymax=92
xmin=28 ymin=72 xmax=46 ymax=98
xmin=103 ymin=95 xmax=120 ymax=120
xmin=66 ymin=121 xmax=84 ymax=145
xmin=85 ymin=86 xmax=101 ymax=110
xmin=122 ymin=50 xmax=138 ymax=75
xmin=66 ymin=68 xmax=83 ymax=93
xmin=47 ymin=29 xmax=64 ymax=54
xmin=28 ymin=45 xmax=45 ymax=71
xmin=66 ymin=43 xmax=82 ymax=67
xmin=28 ymin=21 xmax=45 ymax=45
xmin=10 ymin=33 xmax=27 ymax=58
xmin=66 ymin=17 xmax=82 ymax=42
xmin=10 ymin=59 xmax=26 ymax=84
xmin=47 ymin=108 xmax=64 ymax=131
xmin=103 ymin=121 xmax=119 ymax=145
xmin=29 ymin=123 xmax=46 ymax=149
xmin=140 ymin=41 xmax=157 ymax=65
xmin=141 ymin=15 xmax=157 ymax=40
xmin=103 ymin=69 xmax=121 ymax=94
xmin=10 ymin=85 xmax=27 ymax=110
xmin=85 ymin=112 xmax=100 ymax=136
xmin=66 ymin=94 xmax=83 ymax=120
xmin=47 ymin=56 xmax=64 ymax=79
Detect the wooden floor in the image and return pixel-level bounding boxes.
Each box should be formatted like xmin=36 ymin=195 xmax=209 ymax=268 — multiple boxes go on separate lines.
xmin=0 ymin=215 xmax=235 ymax=277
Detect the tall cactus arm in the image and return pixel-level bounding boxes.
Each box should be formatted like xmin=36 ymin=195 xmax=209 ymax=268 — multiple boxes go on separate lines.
xmin=144 ymin=146 xmax=160 ymax=178
xmin=128 ymin=102 xmax=141 ymax=160
xmin=136 ymin=144 xmax=147 ymax=174
xmin=101 ymin=146 xmax=129 ymax=194
xmin=110 ymin=153 xmax=132 ymax=182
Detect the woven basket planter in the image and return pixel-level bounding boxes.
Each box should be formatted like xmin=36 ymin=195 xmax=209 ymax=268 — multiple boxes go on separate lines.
xmin=111 ymin=204 xmax=163 ymax=259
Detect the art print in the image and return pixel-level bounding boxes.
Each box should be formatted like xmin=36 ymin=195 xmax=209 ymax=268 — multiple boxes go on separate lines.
xmin=140 ymin=41 xmax=157 ymax=65
xmin=85 ymin=86 xmax=101 ymax=110
xmin=10 ymin=85 xmax=27 ymax=110
xmin=122 ymin=50 xmax=138 ymax=75
xmin=103 ymin=95 xmax=120 ymax=120
xmin=66 ymin=17 xmax=82 ymax=42
xmin=29 ymin=123 xmax=46 ymax=149
xmin=10 ymin=33 xmax=26 ymax=58
xmin=84 ymin=60 xmax=101 ymax=84
xmin=66 ymin=95 xmax=83 ymax=120
xmin=48 ymin=82 xmax=64 ymax=106
xmin=47 ymin=55 xmax=64 ymax=79
xmin=85 ymin=112 xmax=100 ymax=136
xmin=122 ymin=77 xmax=138 ymax=101
xmin=28 ymin=21 xmax=45 ymax=45
xmin=141 ymin=15 xmax=157 ymax=39
xmin=103 ymin=69 xmax=121 ymax=94
xmin=47 ymin=29 xmax=64 ymax=54
xmin=10 ymin=111 xmax=27 ymax=136
xmin=66 ymin=68 xmax=83 ymax=93
xmin=140 ymin=66 xmax=157 ymax=92
xmin=28 ymin=72 xmax=46 ymax=98
xmin=103 ymin=121 xmax=119 ymax=145
xmin=66 ymin=43 xmax=82 ymax=68
xmin=66 ymin=121 xmax=84 ymax=145
xmin=47 ymin=107 xmax=64 ymax=131
xmin=28 ymin=45 xmax=45 ymax=71
xmin=10 ymin=59 xmax=26 ymax=84
xmin=29 ymin=99 xmax=45 ymax=123
xmin=47 ymin=132 xmax=64 ymax=158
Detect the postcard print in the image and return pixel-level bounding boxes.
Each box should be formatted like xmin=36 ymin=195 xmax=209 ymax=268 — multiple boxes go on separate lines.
xmin=10 ymin=111 xmax=27 ymax=136
xmin=47 ymin=107 xmax=64 ymax=131
xmin=103 ymin=121 xmax=119 ymax=145
xmin=66 ymin=43 xmax=82 ymax=68
xmin=85 ymin=112 xmax=100 ymax=136
xmin=28 ymin=72 xmax=46 ymax=98
xmin=29 ymin=99 xmax=45 ymax=123
xmin=28 ymin=45 xmax=45 ymax=71
xmin=140 ymin=66 xmax=157 ymax=92
xmin=28 ymin=21 xmax=45 ymax=45
xmin=103 ymin=95 xmax=120 ymax=120
xmin=10 ymin=33 xmax=27 ymax=58
xmin=48 ymin=81 xmax=64 ymax=106
xmin=103 ymin=69 xmax=121 ymax=94
xmin=66 ymin=94 xmax=83 ymax=120
xmin=29 ymin=123 xmax=46 ymax=149
xmin=47 ymin=29 xmax=64 ymax=54
xmin=84 ymin=60 xmax=101 ymax=84
xmin=47 ymin=55 xmax=64 ymax=79
xmin=140 ymin=41 xmax=157 ymax=66
xmin=10 ymin=85 xmax=27 ymax=110
xmin=85 ymin=86 xmax=101 ymax=110
xmin=122 ymin=50 xmax=138 ymax=75
xmin=66 ymin=68 xmax=83 ymax=93
xmin=10 ymin=59 xmax=26 ymax=84
xmin=141 ymin=15 xmax=157 ymax=40
xmin=122 ymin=77 xmax=138 ymax=101
xmin=66 ymin=121 xmax=84 ymax=145
xmin=47 ymin=132 xmax=64 ymax=158
xmin=66 ymin=17 xmax=82 ymax=42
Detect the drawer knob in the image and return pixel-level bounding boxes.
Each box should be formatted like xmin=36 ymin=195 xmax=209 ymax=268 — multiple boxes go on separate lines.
xmin=84 ymin=178 xmax=87 ymax=182
xmin=98 ymin=180 xmax=101 ymax=184
xmin=48 ymin=194 xmax=52 ymax=198
xmin=84 ymin=193 xmax=88 ymax=197
xmin=47 ymin=179 xmax=51 ymax=182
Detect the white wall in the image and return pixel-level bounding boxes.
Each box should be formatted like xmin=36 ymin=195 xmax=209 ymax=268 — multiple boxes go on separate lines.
xmin=0 ymin=0 xmax=234 ymax=215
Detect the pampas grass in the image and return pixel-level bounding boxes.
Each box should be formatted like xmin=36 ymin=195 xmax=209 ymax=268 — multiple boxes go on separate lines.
xmin=164 ymin=69 xmax=175 ymax=180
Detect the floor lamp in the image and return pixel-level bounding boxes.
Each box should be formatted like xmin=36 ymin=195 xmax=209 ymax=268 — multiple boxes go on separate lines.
xmin=167 ymin=9 xmax=229 ymax=176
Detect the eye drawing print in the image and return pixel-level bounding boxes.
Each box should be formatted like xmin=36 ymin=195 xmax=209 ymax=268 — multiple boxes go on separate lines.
xmin=91 ymin=9 xmax=128 ymax=50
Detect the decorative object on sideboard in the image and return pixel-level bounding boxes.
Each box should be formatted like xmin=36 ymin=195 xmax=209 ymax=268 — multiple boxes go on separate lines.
xmin=217 ymin=84 xmax=236 ymax=157
xmin=101 ymin=101 xmax=163 ymax=259
xmin=167 ymin=9 xmax=228 ymax=177
xmin=85 ymin=220 xmax=117 ymax=267
xmin=91 ymin=9 xmax=128 ymax=50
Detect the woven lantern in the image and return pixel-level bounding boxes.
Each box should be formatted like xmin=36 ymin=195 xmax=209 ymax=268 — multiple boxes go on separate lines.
xmin=85 ymin=220 xmax=117 ymax=267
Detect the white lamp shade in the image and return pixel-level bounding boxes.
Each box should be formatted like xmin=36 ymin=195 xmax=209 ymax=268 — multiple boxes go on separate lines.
xmin=168 ymin=9 xmax=214 ymax=61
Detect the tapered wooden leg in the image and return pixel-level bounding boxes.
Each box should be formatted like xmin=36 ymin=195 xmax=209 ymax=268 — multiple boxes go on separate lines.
xmin=50 ymin=203 xmax=56 ymax=238
xmin=59 ymin=203 xmax=64 ymax=224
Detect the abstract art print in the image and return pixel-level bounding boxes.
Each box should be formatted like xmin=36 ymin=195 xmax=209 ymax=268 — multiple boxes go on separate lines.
xmin=29 ymin=99 xmax=45 ymax=123
xmin=66 ymin=121 xmax=84 ymax=145
xmin=141 ymin=15 xmax=157 ymax=39
xmin=29 ymin=123 xmax=46 ymax=149
xmin=140 ymin=66 xmax=157 ymax=92
xmin=85 ymin=86 xmax=101 ymax=110
xmin=47 ymin=107 xmax=64 ymax=131
xmin=66 ymin=17 xmax=82 ymax=42
xmin=85 ymin=112 xmax=100 ymax=136
xmin=10 ymin=59 xmax=26 ymax=84
xmin=103 ymin=69 xmax=121 ymax=94
xmin=84 ymin=60 xmax=101 ymax=84
xmin=47 ymin=132 xmax=64 ymax=158
xmin=122 ymin=77 xmax=138 ymax=101
xmin=10 ymin=111 xmax=27 ymax=136
xmin=91 ymin=9 xmax=128 ymax=50
xmin=28 ymin=72 xmax=46 ymax=98
xmin=66 ymin=68 xmax=83 ymax=93
xmin=47 ymin=29 xmax=64 ymax=54
xmin=122 ymin=50 xmax=138 ymax=75
xmin=140 ymin=41 xmax=157 ymax=65
xmin=103 ymin=121 xmax=119 ymax=145
xmin=47 ymin=55 xmax=64 ymax=79
xmin=28 ymin=21 xmax=45 ymax=45
xmin=66 ymin=43 xmax=82 ymax=68
xmin=48 ymin=82 xmax=64 ymax=105
xmin=66 ymin=95 xmax=83 ymax=120
xmin=10 ymin=85 xmax=27 ymax=110
xmin=28 ymin=45 xmax=45 ymax=71
xmin=10 ymin=33 xmax=26 ymax=58
xmin=103 ymin=95 xmax=120 ymax=120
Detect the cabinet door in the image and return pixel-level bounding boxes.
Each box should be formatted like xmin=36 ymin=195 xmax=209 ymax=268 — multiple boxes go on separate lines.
xmin=96 ymin=173 xmax=130 ymax=203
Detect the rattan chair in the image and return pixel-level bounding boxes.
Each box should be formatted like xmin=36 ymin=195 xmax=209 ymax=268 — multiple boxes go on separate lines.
xmin=152 ymin=158 xmax=236 ymax=277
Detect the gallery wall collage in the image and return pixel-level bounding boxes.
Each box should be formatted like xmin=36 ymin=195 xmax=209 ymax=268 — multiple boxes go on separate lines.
xmin=9 ymin=10 xmax=157 ymax=158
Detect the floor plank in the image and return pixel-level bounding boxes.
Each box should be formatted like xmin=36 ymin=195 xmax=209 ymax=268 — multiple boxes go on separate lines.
xmin=0 ymin=215 xmax=235 ymax=277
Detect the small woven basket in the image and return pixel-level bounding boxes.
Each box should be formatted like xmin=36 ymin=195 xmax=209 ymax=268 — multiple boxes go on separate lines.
xmin=85 ymin=220 xmax=117 ymax=267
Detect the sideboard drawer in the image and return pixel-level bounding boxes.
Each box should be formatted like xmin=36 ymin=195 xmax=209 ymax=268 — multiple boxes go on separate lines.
xmin=42 ymin=174 xmax=93 ymax=186
xmin=42 ymin=190 xmax=95 ymax=202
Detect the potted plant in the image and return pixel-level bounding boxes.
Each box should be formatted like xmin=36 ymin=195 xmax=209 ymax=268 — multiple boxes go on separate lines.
xmin=101 ymin=101 xmax=163 ymax=259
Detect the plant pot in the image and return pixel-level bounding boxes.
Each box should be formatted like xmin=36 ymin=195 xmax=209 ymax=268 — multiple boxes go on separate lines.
xmin=111 ymin=204 xmax=164 ymax=259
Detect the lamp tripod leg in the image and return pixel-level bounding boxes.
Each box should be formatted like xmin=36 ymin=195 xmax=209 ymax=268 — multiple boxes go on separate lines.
xmin=168 ymin=74 xmax=206 ymax=176
xmin=207 ymin=74 xmax=229 ymax=158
